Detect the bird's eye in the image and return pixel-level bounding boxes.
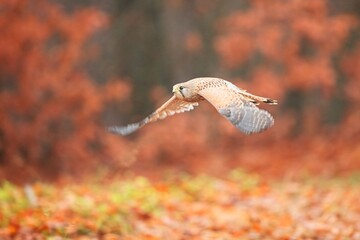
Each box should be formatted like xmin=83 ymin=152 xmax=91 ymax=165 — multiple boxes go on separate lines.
xmin=179 ymin=86 xmax=184 ymax=90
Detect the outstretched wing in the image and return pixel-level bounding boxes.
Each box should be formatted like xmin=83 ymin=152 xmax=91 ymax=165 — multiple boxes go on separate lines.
xmin=197 ymin=87 xmax=274 ymax=134
xmin=108 ymin=95 xmax=199 ymax=136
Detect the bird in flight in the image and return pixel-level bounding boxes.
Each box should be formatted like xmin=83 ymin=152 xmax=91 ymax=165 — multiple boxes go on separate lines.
xmin=108 ymin=77 xmax=277 ymax=136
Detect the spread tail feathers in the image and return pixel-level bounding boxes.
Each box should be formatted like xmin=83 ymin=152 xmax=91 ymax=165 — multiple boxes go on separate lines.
xmin=242 ymin=92 xmax=278 ymax=105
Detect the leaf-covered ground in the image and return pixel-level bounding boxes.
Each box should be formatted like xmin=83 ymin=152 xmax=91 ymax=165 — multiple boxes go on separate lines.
xmin=1 ymin=170 xmax=360 ymax=239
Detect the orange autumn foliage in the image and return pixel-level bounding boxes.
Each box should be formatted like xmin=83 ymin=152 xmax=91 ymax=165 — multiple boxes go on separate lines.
xmin=0 ymin=0 xmax=131 ymax=181
xmin=214 ymin=0 xmax=357 ymax=95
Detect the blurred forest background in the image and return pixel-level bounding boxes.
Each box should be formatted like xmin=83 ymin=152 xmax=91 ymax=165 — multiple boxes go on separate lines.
xmin=1 ymin=0 xmax=360 ymax=183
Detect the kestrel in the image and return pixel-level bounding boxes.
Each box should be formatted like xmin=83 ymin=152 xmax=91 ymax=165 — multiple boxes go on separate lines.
xmin=108 ymin=77 xmax=277 ymax=136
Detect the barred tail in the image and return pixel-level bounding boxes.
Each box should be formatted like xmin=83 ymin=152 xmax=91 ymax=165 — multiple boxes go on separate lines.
xmin=262 ymin=98 xmax=278 ymax=105
xmin=241 ymin=92 xmax=278 ymax=105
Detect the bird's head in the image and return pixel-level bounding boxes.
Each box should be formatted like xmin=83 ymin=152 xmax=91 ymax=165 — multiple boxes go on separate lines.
xmin=172 ymin=84 xmax=189 ymax=99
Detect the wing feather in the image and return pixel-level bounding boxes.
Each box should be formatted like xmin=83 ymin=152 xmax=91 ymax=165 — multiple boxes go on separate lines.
xmin=197 ymin=87 xmax=274 ymax=134
xmin=108 ymin=96 xmax=198 ymax=136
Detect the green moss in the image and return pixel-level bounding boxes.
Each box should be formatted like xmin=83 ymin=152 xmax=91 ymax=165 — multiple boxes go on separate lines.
xmin=228 ymin=168 xmax=260 ymax=190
